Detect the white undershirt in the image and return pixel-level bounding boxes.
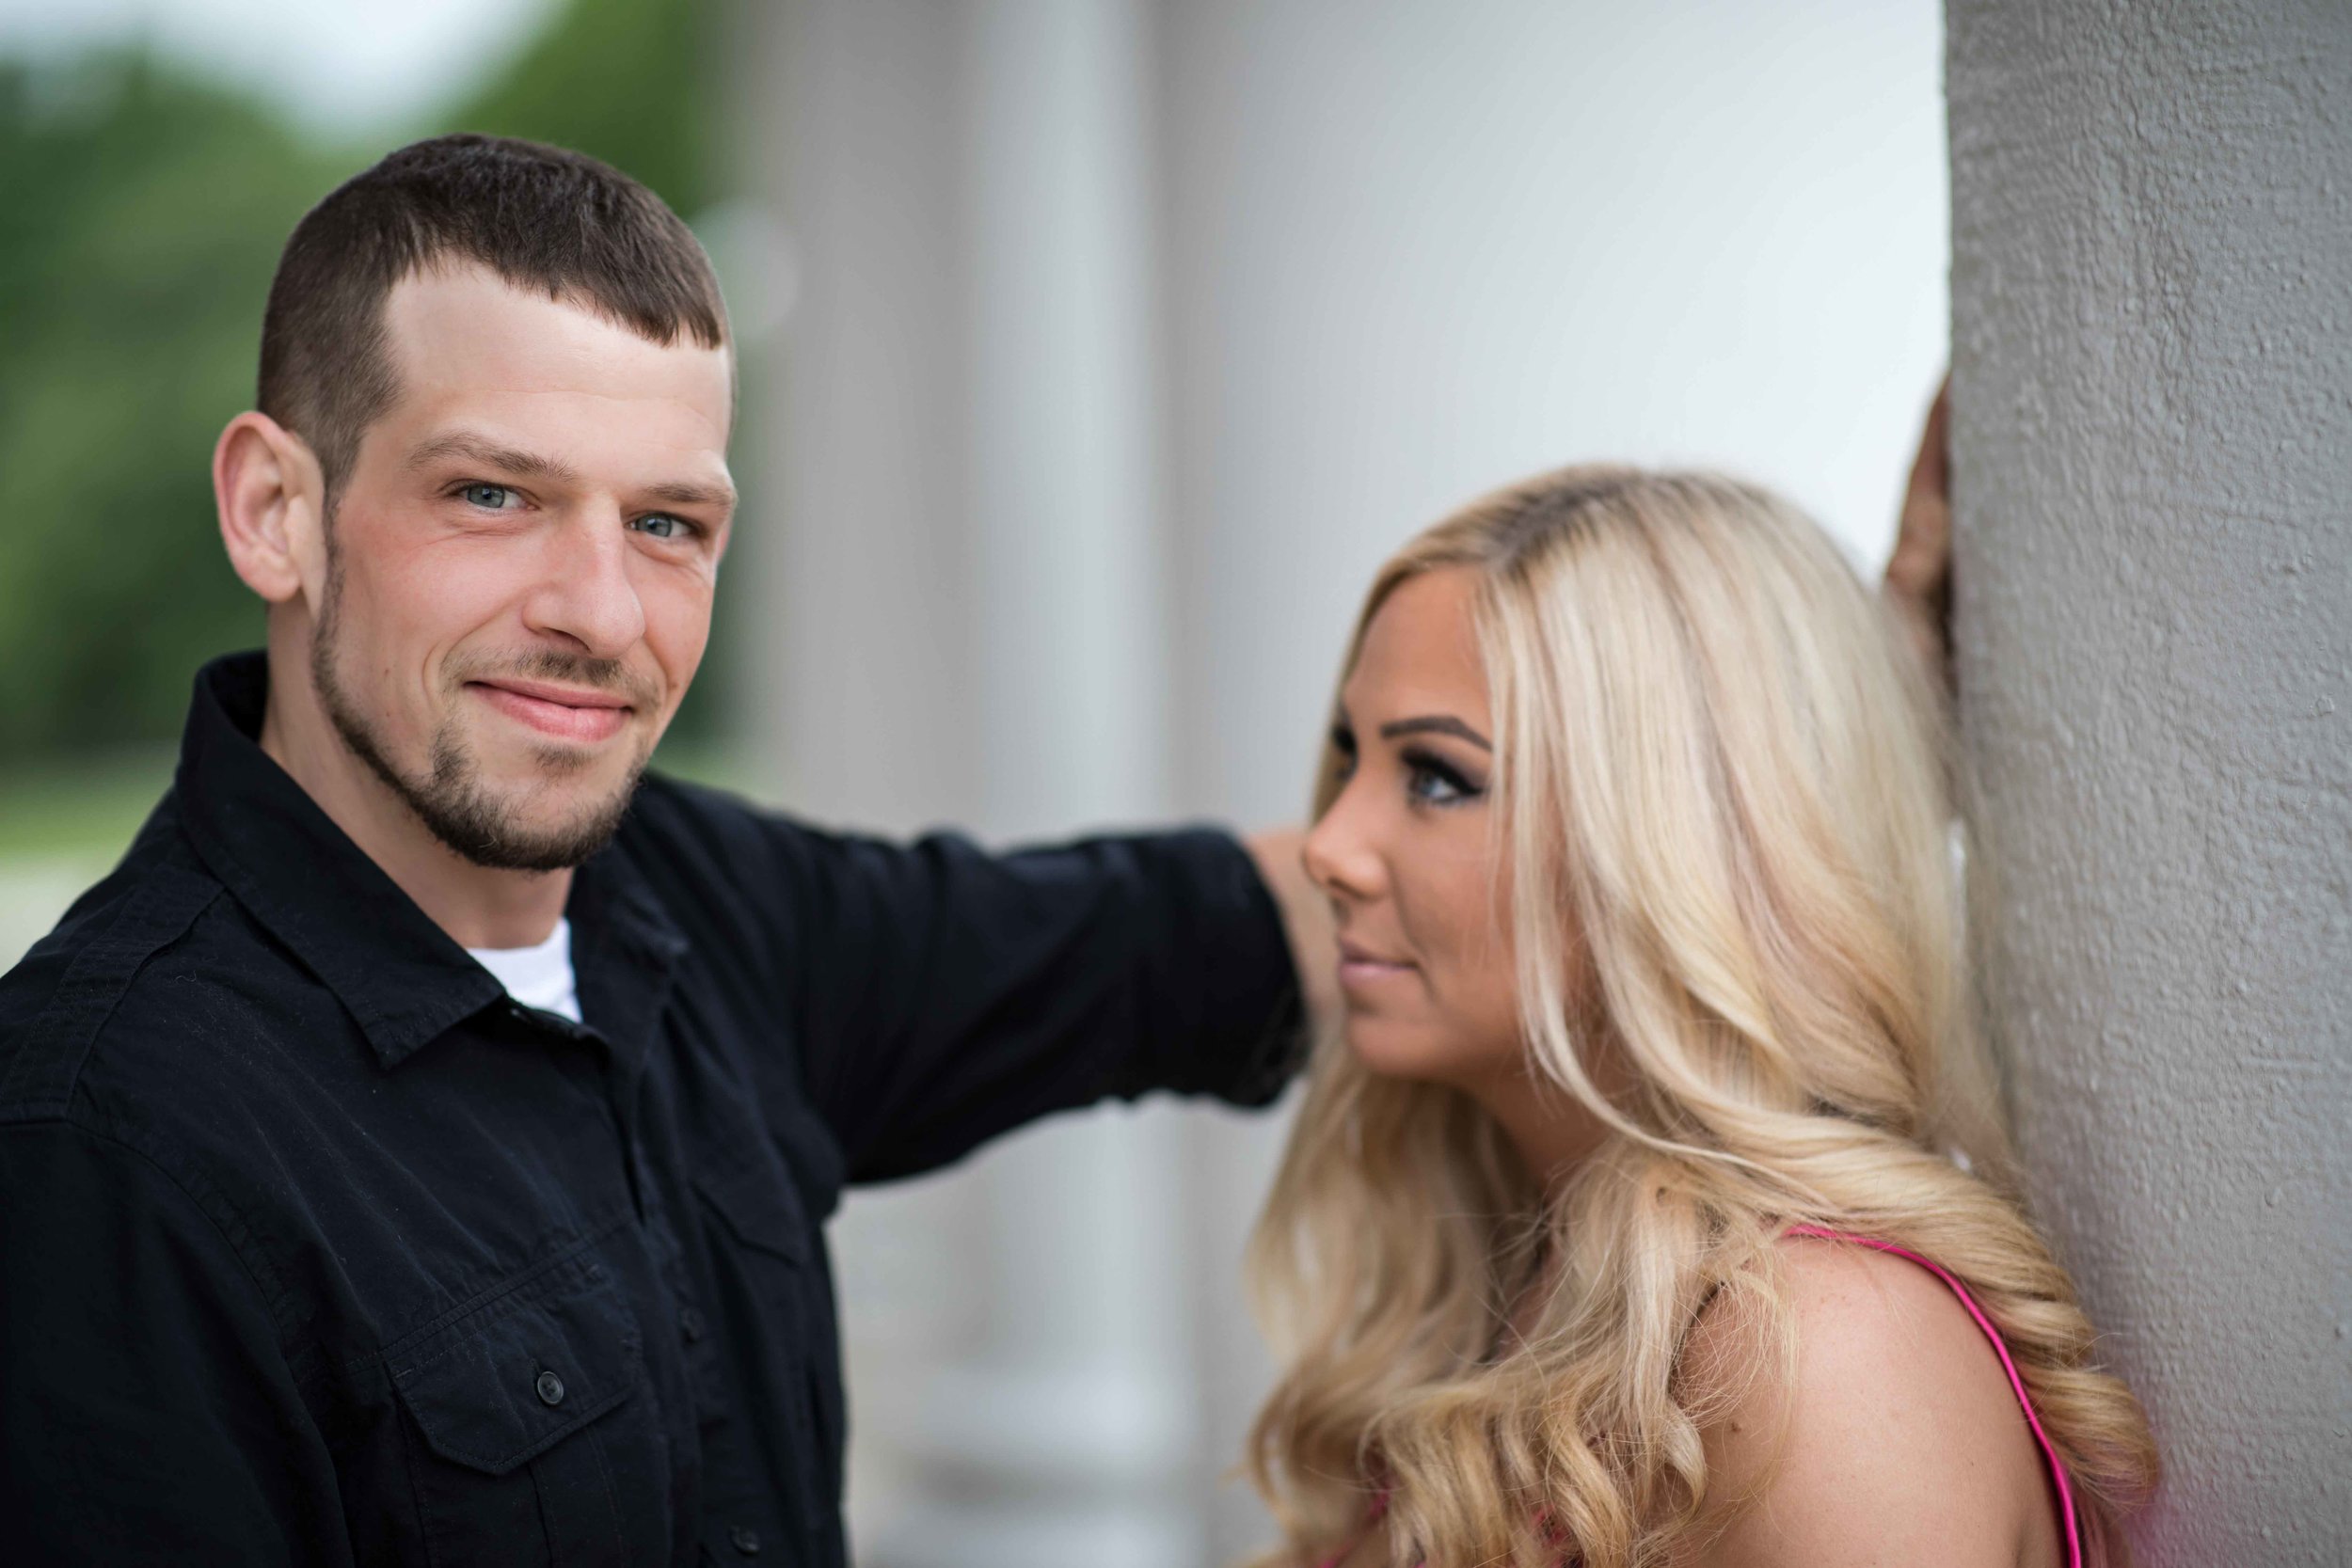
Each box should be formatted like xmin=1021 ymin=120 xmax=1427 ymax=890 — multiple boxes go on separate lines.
xmin=467 ymin=917 xmax=582 ymax=1024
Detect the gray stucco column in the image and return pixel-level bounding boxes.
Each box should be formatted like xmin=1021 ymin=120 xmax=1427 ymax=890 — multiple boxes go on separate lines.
xmin=1947 ymin=2 xmax=2350 ymax=1559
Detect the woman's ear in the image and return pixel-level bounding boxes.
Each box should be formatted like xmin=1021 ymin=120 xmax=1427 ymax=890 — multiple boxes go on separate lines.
xmin=215 ymin=412 xmax=328 ymax=607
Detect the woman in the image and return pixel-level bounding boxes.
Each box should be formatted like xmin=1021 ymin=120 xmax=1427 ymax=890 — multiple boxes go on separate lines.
xmin=1245 ymin=462 xmax=2158 ymax=1567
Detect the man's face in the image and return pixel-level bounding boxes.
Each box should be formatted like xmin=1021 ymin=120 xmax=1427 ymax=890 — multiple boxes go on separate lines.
xmin=310 ymin=263 xmax=735 ymax=871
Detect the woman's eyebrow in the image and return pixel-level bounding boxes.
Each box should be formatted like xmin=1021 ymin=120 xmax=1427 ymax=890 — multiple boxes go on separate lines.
xmin=1378 ymin=715 xmax=1492 ymax=752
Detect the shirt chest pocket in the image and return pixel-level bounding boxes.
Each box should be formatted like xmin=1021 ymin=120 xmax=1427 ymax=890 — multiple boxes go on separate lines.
xmin=389 ymin=1257 xmax=663 ymax=1568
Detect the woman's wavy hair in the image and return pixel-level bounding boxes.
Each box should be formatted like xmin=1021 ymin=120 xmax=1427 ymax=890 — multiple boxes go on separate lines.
xmin=1243 ymin=467 xmax=2157 ymax=1567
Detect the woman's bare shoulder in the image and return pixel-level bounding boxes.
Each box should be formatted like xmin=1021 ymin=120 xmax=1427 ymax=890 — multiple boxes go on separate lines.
xmin=1679 ymin=1238 xmax=2058 ymax=1568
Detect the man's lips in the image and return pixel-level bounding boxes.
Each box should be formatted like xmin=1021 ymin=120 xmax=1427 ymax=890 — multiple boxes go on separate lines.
xmin=468 ymin=678 xmax=634 ymax=744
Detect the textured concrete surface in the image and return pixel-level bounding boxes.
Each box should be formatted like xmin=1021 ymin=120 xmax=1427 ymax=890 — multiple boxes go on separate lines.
xmin=1947 ymin=1 xmax=2351 ymax=1559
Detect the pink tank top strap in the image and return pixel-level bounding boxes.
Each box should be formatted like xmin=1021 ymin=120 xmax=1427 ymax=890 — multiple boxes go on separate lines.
xmin=1780 ymin=1224 xmax=2083 ymax=1568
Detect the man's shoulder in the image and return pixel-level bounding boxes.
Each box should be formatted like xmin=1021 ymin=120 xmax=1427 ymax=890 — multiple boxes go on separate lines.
xmin=0 ymin=831 xmax=226 ymax=1117
xmin=0 ymin=838 xmax=353 ymax=1356
xmin=617 ymin=772 xmax=1013 ymax=935
xmin=623 ymin=768 xmax=773 ymax=846
xmin=615 ymin=769 xmax=847 ymax=911
xmin=0 ymin=829 xmax=324 ymax=1138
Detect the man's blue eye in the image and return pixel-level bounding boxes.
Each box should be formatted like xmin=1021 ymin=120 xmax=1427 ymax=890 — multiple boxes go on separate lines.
xmin=632 ymin=514 xmax=687 ymax=540
xmin=461 ymin=483 xmax=516 ymax=510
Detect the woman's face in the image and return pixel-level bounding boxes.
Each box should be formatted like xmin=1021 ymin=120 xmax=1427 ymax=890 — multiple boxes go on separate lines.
xmin=1304 ymin=567 xmax=1524 ymax=1088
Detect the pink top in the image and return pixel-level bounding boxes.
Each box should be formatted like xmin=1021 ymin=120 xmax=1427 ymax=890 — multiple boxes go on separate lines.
xmin=1314 ymin=1227 xmax=2083 ymax=1568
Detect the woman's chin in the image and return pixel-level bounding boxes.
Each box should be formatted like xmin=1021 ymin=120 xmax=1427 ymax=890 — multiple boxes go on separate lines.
xmin=1341 ymin=1019 xmax=1470 ymax=1085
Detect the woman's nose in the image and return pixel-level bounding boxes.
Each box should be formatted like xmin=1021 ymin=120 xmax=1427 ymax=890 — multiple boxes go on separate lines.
xmin=1302 ymin=782 xmax=1384 ymax=906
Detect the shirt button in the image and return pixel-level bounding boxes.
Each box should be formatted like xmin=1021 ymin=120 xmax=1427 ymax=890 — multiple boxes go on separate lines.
xmin=678 ymin=1306 xmax=707 ymax=1343
xmin=534 ymin=1370 xmax=566 ymax=1407
xmin=729 ymin=1524 xmax=761 ymax=1555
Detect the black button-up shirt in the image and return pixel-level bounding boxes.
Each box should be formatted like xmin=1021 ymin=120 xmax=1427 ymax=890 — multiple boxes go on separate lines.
xmin=0 ymin=653 xmax=1300 ymax=1566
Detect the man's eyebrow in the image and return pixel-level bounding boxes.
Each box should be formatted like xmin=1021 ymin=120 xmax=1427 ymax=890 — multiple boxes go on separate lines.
xmin=406 ymin=434 xmax=734 ymax=512
xmin=1377 ymin=715 xmax=1492 ymax=752
xmin=642 ymin=478 xmax=738 ymax=512
xmin=405 ymin=433 xmax=582 ymax=487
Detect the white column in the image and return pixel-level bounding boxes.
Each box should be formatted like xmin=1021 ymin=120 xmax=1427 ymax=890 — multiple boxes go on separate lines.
xmin=930 ymin=3 xmax=1200 ymax=1566
xmin=749 ymin=5 xmax=1198 ymax=1566
xmin=1948 ymin=2 xmax=2352 ymax=1560
xmin=965 ymin=0 xmax=1170 ymax=842
xmin=747 ymin=0 xmax=977 ymax=837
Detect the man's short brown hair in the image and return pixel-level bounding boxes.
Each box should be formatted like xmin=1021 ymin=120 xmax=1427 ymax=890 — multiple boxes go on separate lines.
xmin=258 ymin=134 xmax=728 ymax=509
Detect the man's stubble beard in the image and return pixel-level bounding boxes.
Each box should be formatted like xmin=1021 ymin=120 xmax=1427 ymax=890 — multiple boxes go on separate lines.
xmin=309 ymin=547 xmax=657 ymax=874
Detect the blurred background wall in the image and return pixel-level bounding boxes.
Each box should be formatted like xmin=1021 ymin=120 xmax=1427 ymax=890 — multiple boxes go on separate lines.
xmin=0 ymin=0 xmax=1947 ymax=1561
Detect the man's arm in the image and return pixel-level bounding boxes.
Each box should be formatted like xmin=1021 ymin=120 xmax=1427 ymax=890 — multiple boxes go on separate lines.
xmin=0 ymin=1121 xmax=346 ymax=1565
xmin=775 ymin=822 xmax=1306 ymax=1185
xmin=1245 ymin=826 xmax=1338 ymax=1038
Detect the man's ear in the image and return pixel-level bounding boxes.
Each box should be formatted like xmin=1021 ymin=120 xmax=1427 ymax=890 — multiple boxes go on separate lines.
xmin=215 ymin=412 xmax=329 ymax=607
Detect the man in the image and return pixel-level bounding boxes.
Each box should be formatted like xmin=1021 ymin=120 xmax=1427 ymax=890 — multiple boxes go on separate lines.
xmin=0 ymin=135 xmax=1952 ymax=1564
xmin=0 ymin=135 xmax=1318 ymax=1566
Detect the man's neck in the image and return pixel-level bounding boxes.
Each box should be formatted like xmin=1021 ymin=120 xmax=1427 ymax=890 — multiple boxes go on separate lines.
xmin=257 ymin=672 xmax=572 ymax=953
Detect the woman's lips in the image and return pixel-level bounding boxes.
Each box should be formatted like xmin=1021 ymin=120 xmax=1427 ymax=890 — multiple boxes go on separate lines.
xmin=469 ymin=680 xmax=631 ymax=743
xmin=1337 ymin=942 xmax=1416 ymax=991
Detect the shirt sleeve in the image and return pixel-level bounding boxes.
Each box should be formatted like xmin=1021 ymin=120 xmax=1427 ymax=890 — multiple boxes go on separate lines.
xmin=772 ymin=823 xmax=1304 ymax=1183
xmin=0 ymin=1120 xmax=349 ymax=1566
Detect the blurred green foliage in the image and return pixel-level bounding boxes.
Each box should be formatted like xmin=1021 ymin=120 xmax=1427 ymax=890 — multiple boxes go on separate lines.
xmin=0 ymin=0 xmax=724 ymax=774
xmin=0 ymin=56 xmax=335 ymax=757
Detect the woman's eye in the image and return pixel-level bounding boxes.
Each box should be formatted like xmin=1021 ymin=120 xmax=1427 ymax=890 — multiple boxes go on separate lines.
xmin=631 ymin=514 xmax=690 ymax=541
xmin=1405 ymin=752 xmax=1480 ymax=806
xmin=460 ymin=483 xmax=518 ymax=510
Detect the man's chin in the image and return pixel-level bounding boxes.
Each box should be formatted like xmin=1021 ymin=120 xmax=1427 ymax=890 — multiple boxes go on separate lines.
xmin=463 ymin=715 xmax=646 ymax=799
xmin=405 ymin=741 xmax=650 ymax=873
xmin=428 ymin=787 xmax=641 ymax=872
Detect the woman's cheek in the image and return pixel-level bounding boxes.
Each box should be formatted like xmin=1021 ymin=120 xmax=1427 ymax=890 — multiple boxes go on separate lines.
xmin=1451 ymin=927 xmax=1524 ymax=1071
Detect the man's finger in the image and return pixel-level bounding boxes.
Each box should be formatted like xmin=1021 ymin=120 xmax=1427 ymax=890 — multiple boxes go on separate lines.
xmin=1886 ymin=377 xmax=1953 ymax=591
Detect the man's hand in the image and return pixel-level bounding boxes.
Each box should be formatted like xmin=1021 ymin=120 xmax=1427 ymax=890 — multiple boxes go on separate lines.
xmin=1247 ymin=827 xmax=1339 ymax=1040
xmin=1883 ymin=375 xmax=1955 ymax=695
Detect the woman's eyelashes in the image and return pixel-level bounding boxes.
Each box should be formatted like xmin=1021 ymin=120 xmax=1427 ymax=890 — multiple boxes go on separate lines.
xmin=1331 ymin=725 xmax=1483 ymax=807
xmin=1402 ymin=746 xmax=1484 ymax=807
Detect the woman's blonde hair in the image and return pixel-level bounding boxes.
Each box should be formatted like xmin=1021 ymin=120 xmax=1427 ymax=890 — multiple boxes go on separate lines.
xmin=1244 ymin=467 xmax=2157 ymax=1568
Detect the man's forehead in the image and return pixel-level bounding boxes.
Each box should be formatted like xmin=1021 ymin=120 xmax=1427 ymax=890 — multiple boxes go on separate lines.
xmin=380 ymin=261 xmax=733 ymax=436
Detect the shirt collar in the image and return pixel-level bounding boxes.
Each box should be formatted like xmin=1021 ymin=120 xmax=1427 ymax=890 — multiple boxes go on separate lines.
xmin=175 ymin=652 xmax=686 ymax=1072
xmin=567 ymin=844 xmax=690 ymax=1085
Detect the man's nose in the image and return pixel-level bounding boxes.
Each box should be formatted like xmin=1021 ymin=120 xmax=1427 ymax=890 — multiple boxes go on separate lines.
xmin=524 ymin=509 xmax=647 ymax=658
